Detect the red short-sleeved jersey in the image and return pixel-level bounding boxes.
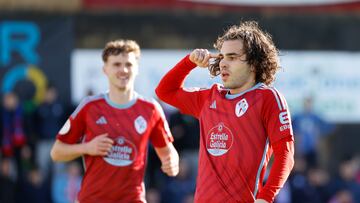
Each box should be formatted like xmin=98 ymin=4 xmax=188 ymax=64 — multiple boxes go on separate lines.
xmin=56 ymin=93 xmax=173 ymax=203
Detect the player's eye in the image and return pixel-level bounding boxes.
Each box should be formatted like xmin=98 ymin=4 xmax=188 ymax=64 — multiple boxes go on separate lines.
xmin=125 ymin=63 xmax=133 ymax=68
xmin=224 ymin=56 xmax=236 ymax=61
xmin=113 ymin=62 xmax=121 ymax=67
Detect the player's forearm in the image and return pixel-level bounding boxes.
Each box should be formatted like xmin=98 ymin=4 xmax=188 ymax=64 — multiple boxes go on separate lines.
xmin=155 ymin=143 xmax=178 ymax=161
xmin=155 ymin=55 xmax=196 ymax=104
xmin=257 ymin=137 xmax=294 ymax=202
xmin=51 ymin=140 xmax=88 ymax=162
xmin=154 ymin=143 xmax=179 ymax=176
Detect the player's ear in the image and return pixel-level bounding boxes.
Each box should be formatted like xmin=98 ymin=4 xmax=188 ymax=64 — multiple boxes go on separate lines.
xmin=250 ymin=65 xmax=255 ymax=72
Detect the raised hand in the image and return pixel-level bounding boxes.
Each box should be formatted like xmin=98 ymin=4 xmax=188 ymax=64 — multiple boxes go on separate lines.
xmin=189 ymin=49 xmax=219 ymax=68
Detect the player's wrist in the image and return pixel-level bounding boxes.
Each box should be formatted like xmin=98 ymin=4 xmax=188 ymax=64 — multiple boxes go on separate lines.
xmin=82 ymin=142 xmax=91 ymax=155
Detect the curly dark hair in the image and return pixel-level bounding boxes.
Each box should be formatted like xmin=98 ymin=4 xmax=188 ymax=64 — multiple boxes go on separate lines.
xmin=209 ymin=21 xmax=279 ymax=85
xmin=102 ymin=39 xmax=141 ymax=62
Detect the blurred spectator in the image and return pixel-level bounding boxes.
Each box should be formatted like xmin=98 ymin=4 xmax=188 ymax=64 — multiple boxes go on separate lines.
xmin=275 ymin=182 xmax=291 ymax=203
xmin=182 ymin=193 xmax=195 ymax=203
xmin=355 ymin=154 xmax=360 ymax=184
xmin=329 ymin=154 xmax=360 ymax=203
xmin=169 ymin=110 xmax=199 ymax=152
xmin=329 ymin=189 xmax=354 ymax=203
xmin=52 ymin=161 xmax=82 ymax=203
xmin=169 ymin=110 xmax=199 ymax=177
xmin=292 ymin=96 xmax=334 ymax=167
xmin=146 ymin=187 xmax=161 ymax=203
xmin=18 ymin=145 xmax=36 ymax=179
xmin=307 ymin=167 xmax=332 ymax=202
xmin=0 ymin=158 xmax=16 ymax=203
xmin=287 ymin=156 xmax=321 ymax=203
xmin=160 ymin=158 xmax=196 ymax=203
xmin=35 ymin=85 xmax=65 ymax=177
xmin=1 ymin=92 xmax=26 ymax=157
xmin=18 ymin=167 xmax=48 ymax=203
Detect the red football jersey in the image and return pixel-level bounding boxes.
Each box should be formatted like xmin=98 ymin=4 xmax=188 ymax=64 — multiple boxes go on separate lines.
xmin=56 ymin=93 xmax=173 ymax=203
xmin=156 ymin=56 xmax=294 ymax=203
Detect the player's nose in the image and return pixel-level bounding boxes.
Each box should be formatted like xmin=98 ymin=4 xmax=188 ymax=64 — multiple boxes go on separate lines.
xmin=117 ymin=65 xmax=129 ymax=74
xmin=219 ymin=59 xmax=228 ymax=70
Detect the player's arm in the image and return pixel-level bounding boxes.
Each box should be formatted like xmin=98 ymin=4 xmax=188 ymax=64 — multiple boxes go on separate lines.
xmin=154 ymin=143 xmax=179 ymax=176
xmin=51 ymin=134 xmax=114 ymax=162
xmin=257 ymin=89 xmax=295 ymax=202
xmin=155 ymin=49 xmax=216 ymax=117
xmin=256 ymin=137 xmax=294 ymax=203
xmin=50 ymin=96 xmax=113 ymax=162
xmin=150 ymin=99 xmax=179 ymax=176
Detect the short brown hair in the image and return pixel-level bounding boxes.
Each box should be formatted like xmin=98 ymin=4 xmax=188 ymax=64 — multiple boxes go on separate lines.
xmin=102 ymin=39 xmax=141 ymax=62
xmin=209 ymin=21 xmax=280 ymax=85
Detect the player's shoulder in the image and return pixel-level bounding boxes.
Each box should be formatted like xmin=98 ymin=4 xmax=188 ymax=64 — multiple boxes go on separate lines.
xmin=79 ymin=93 xmax=106 ymax=107
xmin=71 ymin=93 xmax=105 ymax=118
xmin=256 ymin=84 xmax=284 ymax=97
xmin=256 ymin=84 xmax=288 ymax=109
xmin=136 ymin=93 xmax=161 ymax=110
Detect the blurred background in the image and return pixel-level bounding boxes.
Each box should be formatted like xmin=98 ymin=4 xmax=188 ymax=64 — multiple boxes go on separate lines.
xmin=1 ymin=0 xmax=360 ymax=202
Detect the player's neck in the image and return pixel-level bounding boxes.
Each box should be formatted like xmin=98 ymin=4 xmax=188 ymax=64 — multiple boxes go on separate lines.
xmin=229 ymin=80 xmax=256 ymax=95
xmin=108 ymin=88 xmax=134 ymax=105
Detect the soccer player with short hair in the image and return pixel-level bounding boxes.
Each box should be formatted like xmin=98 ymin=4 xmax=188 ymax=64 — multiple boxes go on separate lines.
xmin=51 ymin=39 xmax=179 ymax=203
xmin=156 ymin=21 xmax=294 ymax=203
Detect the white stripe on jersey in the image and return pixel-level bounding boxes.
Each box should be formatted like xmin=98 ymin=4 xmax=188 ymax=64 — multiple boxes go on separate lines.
xmin=72 ymin=94 xmax=104 ymax=118
xmin=268 ymin=87 xmax=286 ymax=111
xmin=253 ymin=138 xmax=270 ymax=197
xmin=278 ymin=89 xmax=289 ymax=110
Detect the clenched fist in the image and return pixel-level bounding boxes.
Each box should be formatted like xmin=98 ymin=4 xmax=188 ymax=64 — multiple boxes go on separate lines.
xmin=85 ymin=134 xmax=114 ymax=156
xmin=155 ymin=143 xmax=179 ymax=177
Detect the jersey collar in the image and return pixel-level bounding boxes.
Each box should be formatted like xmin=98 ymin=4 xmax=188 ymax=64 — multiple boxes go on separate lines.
xmin=104 ymin=92 xmax=138 ymax=109
xmin=225 ymin=83 xmax=264 ymax=99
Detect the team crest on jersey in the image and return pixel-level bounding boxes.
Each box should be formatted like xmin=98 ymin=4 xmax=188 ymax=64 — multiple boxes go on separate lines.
xmin=206 ymin=123 xmax=234 ymax=156
xmin=103 ymin=136 xmax=137 ymax=167
xmin=134 ymin=116 xmax=147 ymax=134
xmin=235 ymin=98 xmax=249 ymax=117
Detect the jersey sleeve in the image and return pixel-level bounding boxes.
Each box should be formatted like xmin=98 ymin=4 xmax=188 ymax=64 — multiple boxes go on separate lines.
xmin=262 ymin=88 xmax=294 ymax=144
xmin=155 ymin=55 xmax=211 ymax=118
xmin=149 ymin=99 xmax=174 ymax=148
xmin=257 ymin=136 xmax=295 ymax=202
xmin=56 ymin=98 xmax=88 ymax=144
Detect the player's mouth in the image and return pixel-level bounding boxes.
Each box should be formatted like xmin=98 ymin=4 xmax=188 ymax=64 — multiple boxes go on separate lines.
xmin=117 ymin=75 xmax=129 ymax=81
xmin=221 ymin=72 xmax=230 ymax=81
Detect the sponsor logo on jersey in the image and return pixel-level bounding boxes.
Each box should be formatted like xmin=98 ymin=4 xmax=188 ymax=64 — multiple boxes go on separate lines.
xmin=279 ymin=111 xmax=289 ymax=124
xmin=279 ymin=111 xmax=290 ymax=131
xmin=103 ymin=136 xmax=137 ymax=167
xmin=206 ymin=123 xmax=234 ymax=156
xmin=96 ymin=116 xmax=107 ymax=125
xmin=134 ymin=116 xmax=147 ymax=134
xmin=210 ymin=100 xmax=217 ymax=109
xmin=58 ymin=119 xmax=71 ymax=135
xmin=235 ymin=98 xmax=248 ymax=117
xmin=280 ymin=124 xmax=291 ymax=131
